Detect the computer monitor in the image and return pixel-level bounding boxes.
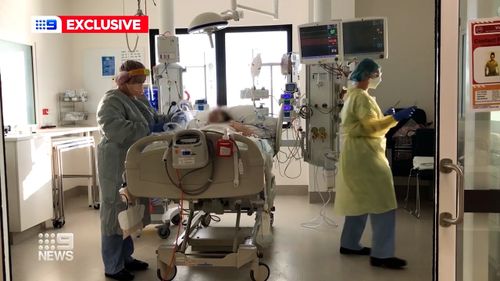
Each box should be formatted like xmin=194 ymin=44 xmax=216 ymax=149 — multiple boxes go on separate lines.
xmin=298 ymin=20 xmax=343 ymax=64
xmin=342 ymin=18 xmax=388 ymax=60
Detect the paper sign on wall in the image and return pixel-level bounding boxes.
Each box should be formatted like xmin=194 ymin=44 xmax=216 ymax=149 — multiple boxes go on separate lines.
xmin=101 ymin=56 xmax=115 ymax=76
xmin=470 ymin=19 xmax=500 ymax=111
xmin=120 ymin=50 xmax=144 ymax=64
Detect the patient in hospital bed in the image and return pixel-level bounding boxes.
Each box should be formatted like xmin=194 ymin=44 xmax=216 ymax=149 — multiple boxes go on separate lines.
xmin=204 ymin=108 xmax=274 ymax=139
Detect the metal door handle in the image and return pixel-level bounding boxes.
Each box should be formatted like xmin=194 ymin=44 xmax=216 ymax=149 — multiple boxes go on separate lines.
xmin=439 ymin=158 xmax=465 ymax=227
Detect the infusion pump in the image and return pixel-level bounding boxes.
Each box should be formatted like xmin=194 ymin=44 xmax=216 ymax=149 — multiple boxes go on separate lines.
xmin=170 ymin=130 xmax=209 ymax=170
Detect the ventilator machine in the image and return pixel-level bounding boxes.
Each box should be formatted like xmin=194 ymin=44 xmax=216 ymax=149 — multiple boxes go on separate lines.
xmin=297 ymin=18 xmax=389 ymax=170
xmin=152 ymin=34 xmax=185 ymax=114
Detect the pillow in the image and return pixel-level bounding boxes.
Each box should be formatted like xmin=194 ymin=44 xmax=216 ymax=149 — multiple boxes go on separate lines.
xmin=227 ymin=105 xmax=260 ymax=124
xmin=193 ymin=110 xmax=211 ymax=124
xmin=262 ymin=117 xmax=278 ymax=138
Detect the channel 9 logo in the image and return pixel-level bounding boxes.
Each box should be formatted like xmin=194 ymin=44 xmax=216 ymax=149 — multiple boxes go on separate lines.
xmin=32 ymin=16 xmax=62 ymax=33
xmin=37 ymin=232 xmax=74 ymax=261
xmin=31 ymin=15 xmax=148 ymax=33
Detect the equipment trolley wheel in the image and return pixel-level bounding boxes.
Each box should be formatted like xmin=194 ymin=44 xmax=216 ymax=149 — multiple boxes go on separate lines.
xmin=201 ymin=213 xmax=211 ymax=227
xmin=53 ymin=219 xmax=65 ymax=229
xmin=157 ymin=224 xmax=171 ymax=239
xmin=270 ymin=212 xmax=275 ymax=227
xmin=157 ymin=266 xmax=177 ymax=281
xmin=93 ymin=203 xmax=100 ymax=210
xmin=171 ymin=214 xmax=181 ymax=226
xmin=250 ymin=263 xmax=270 ymax=281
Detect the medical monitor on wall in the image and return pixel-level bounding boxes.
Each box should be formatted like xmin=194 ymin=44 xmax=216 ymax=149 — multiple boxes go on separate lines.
xmin=299 ymin=20 xmax=343 ymax=64
xmin=342 ymin=18 xmax=388 ymax=60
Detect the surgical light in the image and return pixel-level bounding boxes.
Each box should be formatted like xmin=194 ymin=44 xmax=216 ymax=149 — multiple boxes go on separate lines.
xmin=188 ymin=12 xmax=229 ymax=48
xmin=188 ymin=0 xmax=279 ymax=47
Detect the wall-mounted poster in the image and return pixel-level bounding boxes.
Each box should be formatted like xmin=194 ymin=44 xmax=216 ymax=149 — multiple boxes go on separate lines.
xmin=101 ymin=56 xmax=115 ymax=76
xmin=470 ymin=18 xmax=500 ymax=111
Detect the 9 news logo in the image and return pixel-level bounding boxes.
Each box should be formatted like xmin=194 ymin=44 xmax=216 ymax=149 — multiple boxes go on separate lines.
xmin=32 ymin=15 xmax=148 ymax=34
xmin=37 ymin=232 xmax=74 ymax=262
xmin=32 ymin=16 xmax=62 ymax=33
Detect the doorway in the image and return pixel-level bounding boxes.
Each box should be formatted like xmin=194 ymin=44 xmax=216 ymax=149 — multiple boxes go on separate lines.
xmin=436 ymin=0 xmax=500 ymax=280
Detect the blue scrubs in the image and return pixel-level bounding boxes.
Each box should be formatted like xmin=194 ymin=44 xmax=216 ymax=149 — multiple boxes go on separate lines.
xmin=102 ymin=235 xmax=134 ymax=274
xmin=340 ymin=209 xmax=396 ymax=258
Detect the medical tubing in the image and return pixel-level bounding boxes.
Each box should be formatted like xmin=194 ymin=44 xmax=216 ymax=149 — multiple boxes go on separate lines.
xmin=166 ymin=103 xmax=175 ymax=116
xmin=300 ymin=157 xmax=338 ymax=229
xmin=123 ymin=0 xmax=140 ymax=52
xmin=230 ymin=138 xmax=240 ymax=187
xmin=299 ymin=105 xmax=313 ymax=119
xmin=119 ymin=193 xmax=130 ymax=210
xmin=209 ymin=214 xmax=221 ymax=222
xmin=276 ymin=123 xmax=303 ymax=179
xmin=165 ymin=187 xmax=184 ymax=279
xmin=277 ymin=151 xmax=300 ymax=177
xmin=319 ymin=63 xmax=349 ymax=77
xmin=174 ymin=81 xmax=183 ymax=99
xmin=159 ymin=62 xmax=169 ymax=76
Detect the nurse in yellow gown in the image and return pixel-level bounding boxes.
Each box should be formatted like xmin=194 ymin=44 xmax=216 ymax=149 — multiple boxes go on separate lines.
xmin=335 ymin=58 xmax=415 ymax=269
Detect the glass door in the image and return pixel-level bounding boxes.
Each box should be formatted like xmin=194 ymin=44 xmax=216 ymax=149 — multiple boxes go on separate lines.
xmin=437 ymin=0 xmax=500 ymax=280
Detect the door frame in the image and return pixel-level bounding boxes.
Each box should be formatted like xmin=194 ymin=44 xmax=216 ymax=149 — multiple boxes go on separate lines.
xmin=0 ymin=71 xmax=12 ymax=280
xmin=435 ymin=0 xmax=461 ymax=280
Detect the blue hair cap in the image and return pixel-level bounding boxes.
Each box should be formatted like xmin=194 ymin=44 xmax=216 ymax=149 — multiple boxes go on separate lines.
xmin=349 ymin=58 xmax=380 ymax=82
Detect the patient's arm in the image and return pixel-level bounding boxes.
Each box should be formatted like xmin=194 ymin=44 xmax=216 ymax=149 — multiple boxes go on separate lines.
xmin=230 ymin=121 xmax=254 ymax=136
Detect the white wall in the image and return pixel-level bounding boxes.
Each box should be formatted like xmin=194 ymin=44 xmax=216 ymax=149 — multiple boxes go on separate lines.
xmin=355 ymin=0 xmax=436 ymax=123
xmin=0 ymin=0 xmax=73 ymax=125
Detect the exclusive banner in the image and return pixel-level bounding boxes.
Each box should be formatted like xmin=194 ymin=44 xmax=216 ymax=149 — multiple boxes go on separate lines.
xmin=32 ymin=16 xmax=149 ymax=33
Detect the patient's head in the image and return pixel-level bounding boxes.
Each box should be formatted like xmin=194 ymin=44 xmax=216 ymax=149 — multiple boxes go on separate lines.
xmin=208 ymin=108 xmax=232 ymax=123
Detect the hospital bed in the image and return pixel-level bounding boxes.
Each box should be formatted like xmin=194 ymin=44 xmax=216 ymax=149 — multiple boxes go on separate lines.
xmin=124 ymin=107 xmax=281 ymax=281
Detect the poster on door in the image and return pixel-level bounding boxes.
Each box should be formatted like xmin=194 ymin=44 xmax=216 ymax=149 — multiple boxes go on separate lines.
xmin=470 ymin=19 xmax=500 ymax=111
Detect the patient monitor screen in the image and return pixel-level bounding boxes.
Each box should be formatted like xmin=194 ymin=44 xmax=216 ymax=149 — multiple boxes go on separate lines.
xmin=343 ymin=19 xmax=387 ymax=59
xmin=299 ymin=23 xmax=340 ymax=63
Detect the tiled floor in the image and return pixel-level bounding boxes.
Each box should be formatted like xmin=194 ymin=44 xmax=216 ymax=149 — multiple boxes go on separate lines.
xmin=10 ymin=195 xmax=433 ymax=281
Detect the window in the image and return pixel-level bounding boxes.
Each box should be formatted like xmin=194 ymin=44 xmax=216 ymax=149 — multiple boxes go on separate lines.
xmin=225 ymin=29 xmax=289 ymax=116
xmin=0 ymin=39 xmax=36 ymax=126
xmin=176 ymin=32 xmax=217 ymax=107
xmin=150 ymin=25 xmax=292 ymax=113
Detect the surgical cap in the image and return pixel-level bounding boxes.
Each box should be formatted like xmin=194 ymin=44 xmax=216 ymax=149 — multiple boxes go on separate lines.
xmin=349 ymin=58 xmax=380 ymax=82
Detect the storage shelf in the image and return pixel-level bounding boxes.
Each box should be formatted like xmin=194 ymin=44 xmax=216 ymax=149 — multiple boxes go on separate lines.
xmin=59 ymin=93 xmax=89 ymax=126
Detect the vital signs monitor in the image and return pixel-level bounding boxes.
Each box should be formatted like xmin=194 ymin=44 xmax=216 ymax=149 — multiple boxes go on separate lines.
xmin=298 ymin=20 xmax=343 ymax=64
xmin=342 ymin=18 xmax=388 ymax=59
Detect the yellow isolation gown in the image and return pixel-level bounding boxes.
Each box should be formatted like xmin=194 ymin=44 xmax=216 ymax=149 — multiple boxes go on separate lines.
xmin=334 ymin=87 xmax=399 ymax=216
